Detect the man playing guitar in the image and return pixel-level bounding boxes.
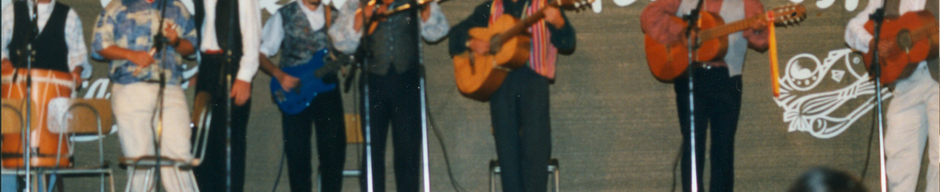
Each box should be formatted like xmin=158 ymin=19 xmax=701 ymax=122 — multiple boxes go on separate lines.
xmin=449 ymin=0 xmax=576 ymax=190
xmin=258 ymin=0 xmax=349 ymax=191
xmin=640 ymin=0 xmax=769 ymax=191
xmin=330 ymin=0 xmax=448 ymax=191
xmin=845 ymin=0 xmax=938 ymax=191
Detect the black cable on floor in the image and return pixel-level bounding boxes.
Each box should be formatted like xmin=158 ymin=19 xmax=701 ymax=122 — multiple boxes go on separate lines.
xmin=860 ymin=105 xmax=878 ymax=180
xmin=271 ymin=149 xmax=286 ymax=192
xmin=671 ymin=146 xmax=681 ymax=192
xmin=427 ymin=109 xmax=467 ymax=192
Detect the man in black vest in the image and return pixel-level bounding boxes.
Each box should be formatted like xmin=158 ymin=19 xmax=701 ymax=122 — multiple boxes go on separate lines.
xmin=1 ymin=0 xmax=92 ymax=190
xmin=191 ymin=0 xmax=260 ymax=191
xmin=1 ymin=0 xmax=90 ymax=86
xmin=331 ymin=0 xmax=448 ymax=191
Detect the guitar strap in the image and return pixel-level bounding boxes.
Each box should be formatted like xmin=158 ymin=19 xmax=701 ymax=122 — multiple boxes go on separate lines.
xmin=325 ymin=5 xmax=332 ymax=28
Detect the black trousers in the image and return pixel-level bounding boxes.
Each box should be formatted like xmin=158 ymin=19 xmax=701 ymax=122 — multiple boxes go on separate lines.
xmin=490 ymin=67 xmax=552 ymax=192
xmin=193 ymin=53 xmax=250 ymax=192
xmin=673 ymin=67 xmax=742 ymax=192
xmin=281 ymin=86 xmax=347 ymax=192
xmin=360 ymin=66 xmax=421 ymax=192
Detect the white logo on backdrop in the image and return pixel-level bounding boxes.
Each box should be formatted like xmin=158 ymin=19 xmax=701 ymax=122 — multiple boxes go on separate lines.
xmin=774 ymin=49 xmax=892 ymax=139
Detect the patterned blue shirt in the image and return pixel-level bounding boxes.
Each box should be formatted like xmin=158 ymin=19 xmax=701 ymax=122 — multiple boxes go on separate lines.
xmin=91 ymin=0 xmax=197 ymax=85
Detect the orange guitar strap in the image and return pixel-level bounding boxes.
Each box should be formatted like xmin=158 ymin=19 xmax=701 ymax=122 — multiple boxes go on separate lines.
xmin=489 ymin=0 xmax=558 ymax=79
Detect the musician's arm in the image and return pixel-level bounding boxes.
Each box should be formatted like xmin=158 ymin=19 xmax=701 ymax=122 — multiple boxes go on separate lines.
xmin=171 ymin=3 xmax=198 ymax=57
xmin=329 ymin=0 xmax=363 ymax=55
xmin=235 ymin=0 xmax=262 ymax=83
xmin=844 ymin=0 xmax=880 ymax=53
xmin=639 ymin=0 xmax=683 ymax=45
xmin=419 ymin=2 xmax=449 ymax=42
xmin=742 ymin=0 xmax=768 ymax=52
xmin=65 ymin=10 xmax=93 ymax=79
xmin=546 ymin=10 xmax=576 ymax=51
xmin=447 ymin=3 xmax=490 ymax=56
xmin=1 ymin=6 xmax=13 ymax=64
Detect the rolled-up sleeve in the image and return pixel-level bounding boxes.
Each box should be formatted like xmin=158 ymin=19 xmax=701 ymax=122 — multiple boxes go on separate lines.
xmin=236 ymin=0 xmax=261 ymax=82
xmin=844 ymin=0 xmax=879 ymax=53
xmin=175 ymin=1 xmax=198 ymax=55
xmin=65 ymin=10 xmax=92 ymax=78
xmin=328 ymin=0 xmax=362 ymax=55
xmin=639 ymin=0 xmax=685 ymax=45
xmin=419 ymin=2 xmax=448 ymax=42
xmin=259 ymin=13 xmax=284 ymax=57
xmin=91 ymin=6 xmax=116 ymax=61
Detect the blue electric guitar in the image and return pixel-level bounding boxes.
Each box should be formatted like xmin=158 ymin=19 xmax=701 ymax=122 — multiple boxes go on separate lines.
xmin=270 ymin=49 xmax=345 ymax=114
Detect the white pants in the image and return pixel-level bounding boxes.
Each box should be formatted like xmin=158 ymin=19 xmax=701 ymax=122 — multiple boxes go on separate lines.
xmin=886 ymin=62 xmax=940 ymax=192
xmin=112 ymin=83 xmax=196 ymax=192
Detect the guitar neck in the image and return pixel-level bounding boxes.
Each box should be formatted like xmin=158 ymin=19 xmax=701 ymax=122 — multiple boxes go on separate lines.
xmin=698 ymin=14 xmax=765 ymax=41
xmin=494 ymin=4 xmax=555 ymax=45
xmin=313 ymin=61 xmax=343 ymax=79
xmin=910 ymin=22 xmax=939 ymax=43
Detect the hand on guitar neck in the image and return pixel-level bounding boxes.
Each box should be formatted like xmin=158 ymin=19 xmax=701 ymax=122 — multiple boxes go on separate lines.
xmin=466 ymin=6 xmax=566 ymax=55
xmin=355 ymin=0 xmax=435 ymax=34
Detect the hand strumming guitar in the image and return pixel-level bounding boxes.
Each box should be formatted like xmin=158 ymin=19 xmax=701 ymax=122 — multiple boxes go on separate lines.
xmin=468 ymin=38 xmax=491 ymax=56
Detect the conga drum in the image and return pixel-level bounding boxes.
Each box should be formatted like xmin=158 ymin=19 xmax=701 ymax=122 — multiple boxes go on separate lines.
xmin=1 ymin=68 xmax=75 ymax=168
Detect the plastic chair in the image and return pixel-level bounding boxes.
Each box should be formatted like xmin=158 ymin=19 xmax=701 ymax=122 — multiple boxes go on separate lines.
xmin=118 ymin=91 xmax=212 ymax=192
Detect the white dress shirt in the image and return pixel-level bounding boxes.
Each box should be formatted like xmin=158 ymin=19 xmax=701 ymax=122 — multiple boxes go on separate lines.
xmin=260 ymin=1 xmax=327 ymax=57
xmin=845 ymin=0 xmax=928 ymax=53
xmin=1 ymin=0 xmax=92 ymax=78
xmin=200 ymin=0 xmax=261 ymax=82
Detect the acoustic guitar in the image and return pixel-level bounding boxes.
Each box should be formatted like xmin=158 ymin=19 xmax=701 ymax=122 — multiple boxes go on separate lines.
xmin=862 ymin=10 xmax=939 ymax=84
xmin=643 ymin=4 xmax=806 ymax=82
xmin=452 ymin=0 xmax=593 ymax=101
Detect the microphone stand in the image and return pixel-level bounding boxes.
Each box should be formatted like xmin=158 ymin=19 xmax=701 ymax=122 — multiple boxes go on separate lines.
xmin=20 ymin=0 xmax=40 ymax=190
xmin=222 ymin=0 xmax=238 ymax=191
xmin=867 ymin=4 xmax=888 ymax=192
xmin=681 ymin=0 xmax=705 ymax=191
xmin=149 ymin=0 xmax=172 ymax=190
xmin=413 ymin=3 xmax=431 ymax=191
xmin=357 ymin=1 xmax=375 ymax=191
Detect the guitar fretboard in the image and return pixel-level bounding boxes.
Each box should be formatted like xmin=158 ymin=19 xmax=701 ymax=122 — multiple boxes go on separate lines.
xmin=698 ymin=15 xmax=766 ymax=41
xmin=910 ymin=22 xmax=939 ymax=43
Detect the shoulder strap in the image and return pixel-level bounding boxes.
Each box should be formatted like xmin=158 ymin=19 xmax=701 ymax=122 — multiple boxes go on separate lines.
xmin=325 ymin=6 xmax=332 ymax=27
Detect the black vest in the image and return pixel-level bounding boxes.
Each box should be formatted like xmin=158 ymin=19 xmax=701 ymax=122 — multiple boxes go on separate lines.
xmin=193 ymin=0 xmax=243 ymax=64
xmin=193 ymin=0 xmax=245 ymax=94
xmin=367 ymin=0 xmax=420 ymax=76
xmin=9 ymin=1 xmax=70 ymax=73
